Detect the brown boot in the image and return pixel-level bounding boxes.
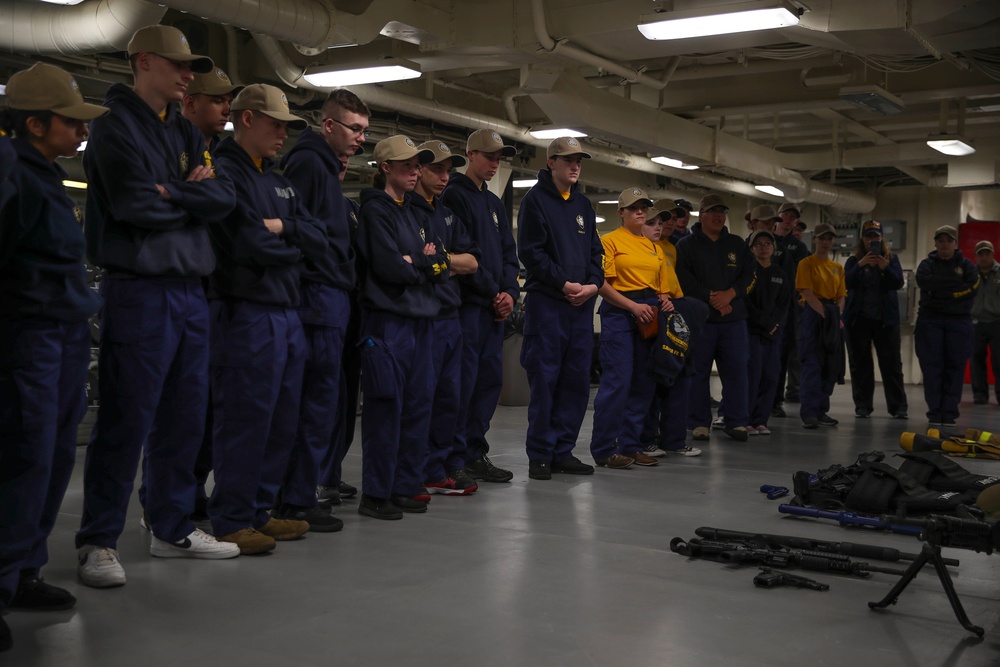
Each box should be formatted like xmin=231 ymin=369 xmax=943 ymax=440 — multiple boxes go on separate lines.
xmin=257 ymin=518 xmax=309 ymax=541
xmin=624 ymin=450 xmax=660 ymax=466
xmin=218 ymin=528 xmax=276 ymax=555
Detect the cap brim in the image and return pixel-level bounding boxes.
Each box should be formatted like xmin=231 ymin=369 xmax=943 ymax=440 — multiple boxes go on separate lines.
xmin=500 ymin=145 xmax=517 ymax=157
xmin=935 ymin=234 xmax=957 ymax=240
xmin=191 ymin=84 xmax=242 ymax=97
xmin=54 ymin=102 xmax=109 ymax=120
xmin=550 ymin=150 xmax=592 ymax=159
xmin=244 ymin=109 xmax=306 ymax=130
xmin=620 ymin=197 xmax=653 ymax=208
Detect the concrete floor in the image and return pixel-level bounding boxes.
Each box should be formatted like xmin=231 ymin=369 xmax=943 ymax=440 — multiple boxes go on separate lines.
xmin=5 ymin=381 xmax=1000 ymax=667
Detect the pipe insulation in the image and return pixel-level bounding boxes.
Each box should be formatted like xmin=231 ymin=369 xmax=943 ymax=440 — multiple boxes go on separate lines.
xmin=0 ymin=0 xmax=167 ymax=55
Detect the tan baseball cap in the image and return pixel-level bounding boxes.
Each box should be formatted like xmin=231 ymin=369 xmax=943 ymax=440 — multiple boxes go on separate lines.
xmin=652 ymin=199 xmax=675 ymax=220
xmin=749 ymin=204 xmax=781 ymax=222
xmin=699 ymin=194 xmax=729 ymax=212
xmin=466 ymin=129 xmax=516 ymax=157
xmin=976 ymin=240 xmax=994 ymax=254
xmin=127 ymin=25 xmax=213 ymax=74
xmin=231 ymin=84 xmax=306 ymax=130
xmin=749 ymin=230 xmax=776 ymax=246
xmin=813 ymin=223 xmax=837 ymax=238
xmin=934 ymin=225 xmax=958 ymax=240
xmin=778 ymin=202 xmax=801 ymax=216
xmin=417 ymin=140 xmax=467 ymax=168
xmin=187 ymin=67 xmax=241 ymax=97
xmin=618 ymin=187 xmax=653 ymax=209
xmin=5 ymin=63 xmax=108 ymax=120
xmin=374 ymin=135 xmax=435 ymax=164
xmin=547 ymin=136 xmax=592 ymax=159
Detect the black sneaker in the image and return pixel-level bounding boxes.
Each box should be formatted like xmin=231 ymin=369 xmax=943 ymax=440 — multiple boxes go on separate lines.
xmin=891 ymin=411 xmax=908 ymax=419
xmin=802 ymin=417 xmax=819 ymax=429
xmin=551 ymin=456 xmax=595 ymax=475
xmin=855 ymin=409 xmax=871 ymax=418
xmin=771 ymin=406 xmax=786 ymax=418
xmin=390 ymin=495 xmax=428 ymax=513
xmin=0 ymin=615 xmax=10 ymax=652
xmin=942 ymin=419 xmax=957 ymax=427
xmin=339 ymin=481 xmax=358 ymax=499
xmin=9 ymin=578 xmax=76 ymax=611
xmin=466 ymin=453 xmax=513 ymax=483
xmin=272 ymin=504 xmax=344 ymax=533
xmin=817 ymin=414 xmax=839 ymax=426
xmin=446 ymin=469 xmax=479 ymax=493
xmin=528 ymin=460 xmax=552 ymax=480
xmin=317 ymin=485 xmax=342 ymax=508
xmin=358 ymin=494 xmax=403 ymax=520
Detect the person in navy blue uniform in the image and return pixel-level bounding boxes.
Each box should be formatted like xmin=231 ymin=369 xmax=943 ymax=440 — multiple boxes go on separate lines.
xmin=772 ymin=202 xmax=810 ymax=416
xmin=441 ymin=129 xmax=520 ymax=484
xmin=410 ymin=140 xmax=481 ymax=496
xmin=0 ymin=63 xmax=108 ymax=653
xmin=276 ymin=89 xmax=370 ymax=528
xmin=517 ymin=137 xmax=603 ymax=480
xmin=206 ymin=84 xmax=326 ymax=553
xmin=843 ymin=220 xmax=907 ymax=419
xmin=668 ymin=199 xmax=694 ymax=245
xmin=76 ymin=25 xmax=239 ymax=588
xmin=357 ymin=135 xmax=444 ymax=519
xmin=914 ymin=225 xmax=979 ymax=426
xmin=675 ymin=194 xmax=757 ymax=442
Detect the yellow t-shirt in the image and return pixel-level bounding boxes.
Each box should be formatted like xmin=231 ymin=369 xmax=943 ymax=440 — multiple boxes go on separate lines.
xmin=602 ymin=227 xmax=680 ymax=296
xmin=795 ymin=254 xmax=846 ymax=301
xmin=656 ymin=238 xmax=677 ymax=267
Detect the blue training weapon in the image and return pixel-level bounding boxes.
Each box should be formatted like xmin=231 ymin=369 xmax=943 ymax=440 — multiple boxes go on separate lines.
xmin=777 ymin=504 xmax=923 ymax=536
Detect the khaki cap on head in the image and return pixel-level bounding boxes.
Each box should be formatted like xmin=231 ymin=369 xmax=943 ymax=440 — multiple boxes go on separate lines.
xmin=127 ymin=25 xmax=213 ymax=74
xmin=749 ymin=229 xmax=776 ymax=247
xmin=618 ymin=187 xmax=654 ymax=209
xmin=187 ymin=68 xmax=241 ymax=96
xmin=861 ymin=219 xmax=883 ymax=236
xmin=934 ymin=225 xmax=958 ymax=241
xmin=417 ymin=140 xmax=467 ymax=168
xmin=795 ymin=220 xmax=807 ymax=231
xmin=5 ymin=63 xmax=108 ymax=120
xmin=466 ymin=129 xmax=516 ymax=157
xmin=813 ymin=223 xmax=837 ymax=238
xmin=778 ymin=202 xmax=801 ymax=216
xmin=231 ymin=84 xmax=306 ymax=130
xmin=976 ymin=240 xmax=994 ymax=255
xmin=652 ymin=199 xmax=675 ymax=220
xmin=749 ymin=204 xmax=781 ymax=223
xmin=547 ymin=136 xmax=592 ymax=159
xmin=374 ymin=135 xmax=435 ymax=164
xmin=699 ymin=194 xmax=729 ymax=212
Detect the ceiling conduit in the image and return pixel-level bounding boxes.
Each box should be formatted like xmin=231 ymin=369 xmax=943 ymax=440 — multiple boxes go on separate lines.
xmin=0 ymin=0 xmax=167 ymax=55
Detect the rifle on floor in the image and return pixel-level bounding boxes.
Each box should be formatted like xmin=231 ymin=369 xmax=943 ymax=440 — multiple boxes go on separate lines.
xmin=777 ymin=504 xmax=923 ymax=536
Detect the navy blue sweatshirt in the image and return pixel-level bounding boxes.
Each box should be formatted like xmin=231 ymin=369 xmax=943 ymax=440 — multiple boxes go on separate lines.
xmin=408 ymin=191 xmax=481 ymax=318
xmin=675 ymin=221 xmax=757 ymax=323
xmin=82 ymin=84 xmax=235 ymax=277
xmin=516 ymin=168 xmax=604 ymax=301
xmin=916 ymin=249 xmax=979 ymax=319
xmin=357 ymin=188 xmax=449 ymax=318
xmin=773 ymin=229 xmax=810 ymax=280
xmin=0 ymin=138 xmax=101 ymax=322
xmin=844 ymin=253 xmax=904 ymax=327
xmin=745 ymin=262 xmax=791 ymax=339
xmin=208 ymin=137 xmax=325 ymax=306
xmin=279 ymin=128 xmax=356 ymax=292
xmin=441 ymin=172 xmax=519 ymax=308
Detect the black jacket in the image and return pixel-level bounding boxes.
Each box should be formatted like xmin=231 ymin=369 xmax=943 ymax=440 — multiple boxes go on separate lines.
xmin=407 ymin=192 xmax=480 ymax=318
xmin=916 ymin=250 xmax=978 ymax=319
xmin=844 ymin=253 xmax=904 ymax=327
xmin=675 ymin=221 xmax=757 ymax=323
xmin=746 ymin=262 xmax=792 ymax=339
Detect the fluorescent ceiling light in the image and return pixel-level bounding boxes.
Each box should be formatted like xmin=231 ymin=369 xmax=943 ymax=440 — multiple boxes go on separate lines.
xmin=63 ymin=180 xmax=88 ymax=190
xmin=638 ymin=1 xmax=800 ymax=41
xmin=513 ymin=179 xmax=538 ymax=188
xmin=0 ymin=84 xmax=5 ymax=96
xmin=302 ymin=59 xmax=421 ymax=87
xmin=78 ymin=140 xmax=87 ymax=151
xmin=595 ymin=216 xmax=606 ymax=223
xmin=224 ymin=121 xmax=234 ymax=132
xmin=528 ymin=127 xmax=587 ymax=140
xmin=651 ymin=156 xmax=700 ymax=170
xmin=38 ymin=0 xmax=87 ymax=4
xmin=838 ymin=85 xmax=905 ymax=115
xmin=926 ymin=135 xmax=976 ymax=156
xmin=598 ymin=200 xmax=618 ymax=204
xmin=755 ymin=185 xmax=785 ymax=197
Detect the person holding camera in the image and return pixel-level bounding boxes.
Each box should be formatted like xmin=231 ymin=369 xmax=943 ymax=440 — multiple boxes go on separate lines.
xmin=843 ymin=220 xmax=907 ymax=419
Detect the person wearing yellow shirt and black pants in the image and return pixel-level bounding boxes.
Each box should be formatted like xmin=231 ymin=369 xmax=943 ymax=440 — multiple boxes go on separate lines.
xmin=589 ymin=188 xmax=679 ymax=468
xmin=795 ymin=223 xmax=846 ymax=429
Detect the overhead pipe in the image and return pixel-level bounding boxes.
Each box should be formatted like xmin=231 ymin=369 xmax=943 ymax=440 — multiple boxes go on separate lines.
xmin=0 ymin=0 xmax=166 ymax=55
xmin=161 ymin=0 xmax=336 ymax=49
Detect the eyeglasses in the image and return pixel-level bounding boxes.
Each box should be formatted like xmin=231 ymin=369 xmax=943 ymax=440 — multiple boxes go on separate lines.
xmin=327 ymin=116 xmax=371 ymax=139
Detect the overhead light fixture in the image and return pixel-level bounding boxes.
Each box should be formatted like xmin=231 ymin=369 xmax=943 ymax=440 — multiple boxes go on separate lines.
xmin=595 ymin=216 xmax=606 ymax=223
xmin=838 ymin=85 xmax=905 ymax=115
xmin=598 ymin=200 xmax=619 ymax=205
xmin=755 ymin=185 xmax=785 ymax=197
xmin=224 ymin=121 xmax=234 ymax=132
xmin=638 ymin=1 xmax=801 ymax=41
xmin=302 ymin=58 xmax=421 ymax=87
xmin=513 ymin=179 xmax=538 ymax=188
xmin=926 ymin=134 xmax=976 ymax=156
xmin=38 ymin=0 xmax=87 ymax=4
xmin=63 ymin=180 xmax=88 ymax=190
xmin=0 ymin=84 xmax=5 ymax=96
xmin=528 ymin=127 xmax=587 ymax=140
xmin=651 ymin=156 xmax=700 ymax=171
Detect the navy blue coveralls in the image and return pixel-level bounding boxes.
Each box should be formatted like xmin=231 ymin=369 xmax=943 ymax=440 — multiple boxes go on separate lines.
xmin=206 ymin=137 xmax=325 ymax=537
xmin=773 ymin=231 xmax=810 ymax=406
xmin=441 ymin=173 xmax=520 ymax=460
xmin=914 ymin=249 xmax=979 ymax=423
xmin=675 ymin=222 xmax=757 ymax=430
xmin=356 ymin=188 xmax=449 ymax=500
xmin=77 ymin=84 xmax=235 ymax=548
xmin=277 ymin=128 xmax=356 ymax=510
xmin=409 ymin=191 xmax=481 ymax=481
xmin=516 ymin=168 xmax=603 ymax=464
xmin=1 ymin=137 xmax=101 ymax=605
xmin=746 ymin=262 xmax=792 ymax=426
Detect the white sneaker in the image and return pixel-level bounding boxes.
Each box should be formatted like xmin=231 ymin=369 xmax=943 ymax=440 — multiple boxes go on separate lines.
xmin=666 ymin=446 xmax=703 ymax=457
xmin=150 ymin=528 xmax=240 ymax=560
xmin=78 ymin=545 xmax=126 ymax=588
xmin=711 ymin=416 xmax=725 ymax=430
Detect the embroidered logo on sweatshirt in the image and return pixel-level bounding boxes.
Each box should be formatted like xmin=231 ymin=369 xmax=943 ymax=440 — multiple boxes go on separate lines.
xmin=274 ymin=186 xmax=295 ymax=199
xmin=179 ymin=151 xmax=189 ymax=174
xmin=576 ymin=215 xmax=584 ymax=232
xmin=492 ymin=211 xmax=498 ymax=229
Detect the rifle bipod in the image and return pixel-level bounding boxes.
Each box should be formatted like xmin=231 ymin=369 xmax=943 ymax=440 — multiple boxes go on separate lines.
xmin=868 ymin=542 xmax=984 ymax=636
